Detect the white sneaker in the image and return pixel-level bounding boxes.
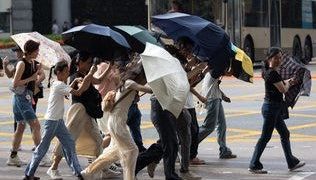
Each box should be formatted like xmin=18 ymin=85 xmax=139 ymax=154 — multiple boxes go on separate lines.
xmin=81 ymin=169 xmax=97 ymax=180
xmin=47 ymin=167 xmax=62 ymax=179
xmin=101 ymin=168 xmax=121 ymax=178
xmin=6 ymin=155 xmax=27 ymax=167
xmin=39 ymin=154 xmax=52 ymax=167
xmin=109 ymin=163 xmax=123 ymax=172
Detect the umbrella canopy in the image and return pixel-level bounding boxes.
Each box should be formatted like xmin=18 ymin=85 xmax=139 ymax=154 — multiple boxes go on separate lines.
xmin=230 ymin=43 xmax=254 ymax=83
xmin=112 ymin=25 xmax=161 ymax=53
xmin=152 ymin=13 xmax=230 ymax=58
xmin=279 ymin=54 xmax=312 ymax=108
xmin=11 ymin=32 xmax=71 ymax=69
xmin=62 ymin=24 xmax=130 ymax=59
xmin=152 ymin=12 xmax=234 ymax=75
xmin=141 ymin=43 xmax=190 ymax=118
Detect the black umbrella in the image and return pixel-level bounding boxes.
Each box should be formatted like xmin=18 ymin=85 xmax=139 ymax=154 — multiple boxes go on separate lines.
xmin=62 ymin=24 xmax=131 ymax=59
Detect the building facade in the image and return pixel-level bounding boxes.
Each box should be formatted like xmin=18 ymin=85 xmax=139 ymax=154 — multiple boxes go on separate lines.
xmin=0 ymin=0 xmax=147 ymax=37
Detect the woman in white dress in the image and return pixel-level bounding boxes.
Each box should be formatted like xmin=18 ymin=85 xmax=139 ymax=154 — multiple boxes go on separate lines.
xmin=81 ymin=62 xmax=152 ymax=180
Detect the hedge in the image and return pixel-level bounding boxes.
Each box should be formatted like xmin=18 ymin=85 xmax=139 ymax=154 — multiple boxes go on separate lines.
xmin=0 ymin=34 xmax=63 ymax=49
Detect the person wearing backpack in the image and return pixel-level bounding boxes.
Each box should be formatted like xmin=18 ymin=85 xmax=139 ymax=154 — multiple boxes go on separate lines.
xmin=81 ymin=62 xmax=152 ymax=180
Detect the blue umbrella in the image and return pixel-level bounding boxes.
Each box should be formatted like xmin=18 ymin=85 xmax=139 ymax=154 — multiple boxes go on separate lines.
xmin=62 ymin=24 xmax=130 ymax=59
xmin=152 ymin=13 xmax=234 ymax=75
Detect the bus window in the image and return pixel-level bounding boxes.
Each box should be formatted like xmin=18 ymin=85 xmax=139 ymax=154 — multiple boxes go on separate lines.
xmin=244 ymin=0 xmax=268 ymax=27
xmin=281 ymin=0 xmax=302 ymax=28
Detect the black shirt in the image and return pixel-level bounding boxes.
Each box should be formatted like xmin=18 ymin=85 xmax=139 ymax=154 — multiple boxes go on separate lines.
xmin=264 ymin=69 xmax=283 ymax=102
xmin=21 ymin=59 xmax=37 ymax=92
xmin=70 ymin=71 xmax=96 ymax=104
xmin=69 ymin=71 xmax=103 ymax=118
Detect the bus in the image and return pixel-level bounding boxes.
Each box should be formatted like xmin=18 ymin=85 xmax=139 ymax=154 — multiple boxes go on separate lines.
xmin=147 ymin=0 xmax=316 ymax=64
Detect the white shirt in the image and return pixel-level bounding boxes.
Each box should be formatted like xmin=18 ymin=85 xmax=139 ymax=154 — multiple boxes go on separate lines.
xmin=201 ymin=72 xmax=222 ymax=100
xmin=45 ymin=80 xmax=72 ymax=120
xmin=184 ymin=92 xmax=195 ymax=109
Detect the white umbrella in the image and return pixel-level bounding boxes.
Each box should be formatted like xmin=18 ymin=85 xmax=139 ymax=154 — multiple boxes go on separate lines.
xmin=140 ymin=43 xmax=190 ymax=118
xmin=11 ymin=32 xmax=71 ymax=69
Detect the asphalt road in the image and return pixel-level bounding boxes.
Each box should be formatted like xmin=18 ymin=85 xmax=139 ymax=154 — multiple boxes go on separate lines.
xmin=0 ymin=62 xmax=315 ymax=180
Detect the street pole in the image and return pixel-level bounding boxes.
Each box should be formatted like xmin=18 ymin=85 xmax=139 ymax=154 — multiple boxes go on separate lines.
xmin=147 ymin=0 xmax=151 ymax=30
xmin=9 ymin=6 xmax=13 ymax=35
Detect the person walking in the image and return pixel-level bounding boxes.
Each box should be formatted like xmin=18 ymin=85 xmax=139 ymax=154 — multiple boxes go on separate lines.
xmin=48 ymin=52 xmax=110 ymax=179
xmin=248 ymin=47 xmax=305 ymax=173
xmin=24 ymin=60 xmax=95 ymax=180
xmin=81 ymin=62 xmax=152 ymax=180
xmin=7 ymin=40 xmax=47 ymax=167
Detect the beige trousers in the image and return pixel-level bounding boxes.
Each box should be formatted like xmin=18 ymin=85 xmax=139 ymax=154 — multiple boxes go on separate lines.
xmin=84 ymin=112 xmax=139 ymax=180
xmin=53 ymin=103 xmax=103 ymax=158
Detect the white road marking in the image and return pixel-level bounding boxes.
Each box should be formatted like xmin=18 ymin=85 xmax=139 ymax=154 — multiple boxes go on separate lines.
xmin=288 ymin=172 xmax=315 ymax=180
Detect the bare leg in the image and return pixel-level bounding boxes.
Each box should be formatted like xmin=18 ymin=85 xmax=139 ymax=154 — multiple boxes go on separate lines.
xmin=12 ymin=122 xmax=26 ymax=151
xmin=51 ymin=155 xmax=62 ymax=170
xmin=102 ymin=134 xmax=111 ymax=148
xmin=28 ymin=119 xmax=41 ymax=146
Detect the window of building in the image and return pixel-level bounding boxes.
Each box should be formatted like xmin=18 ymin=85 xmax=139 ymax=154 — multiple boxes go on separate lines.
xmin=0 ymin=12 xmax=10 ymax=33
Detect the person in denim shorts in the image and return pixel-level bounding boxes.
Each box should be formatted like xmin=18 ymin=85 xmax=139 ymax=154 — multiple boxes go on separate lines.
xmin=7 ymin=40 xmax=43 ymax=167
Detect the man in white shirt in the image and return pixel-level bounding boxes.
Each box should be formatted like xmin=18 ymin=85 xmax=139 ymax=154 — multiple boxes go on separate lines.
xmin=197 ymin=71 xmax=237 ymax=159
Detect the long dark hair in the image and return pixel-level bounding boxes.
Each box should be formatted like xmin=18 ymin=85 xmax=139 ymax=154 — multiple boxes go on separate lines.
xmin=69 ymin=51 xmax=92 ymax=76
xmin=262 ymin=47 xmax=282 ymax=78
xmin=164 ymin=44 xmax=188 ymax=65
xmin=117 ymin=59 xmax=146 ymax=92
xmin=48 ymin=60 xmax=69 ymax=87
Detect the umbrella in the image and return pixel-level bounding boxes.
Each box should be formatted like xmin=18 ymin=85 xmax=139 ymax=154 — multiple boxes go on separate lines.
xmin=279 ymin=54 xmax=312 ymax=108
xmin=140 ymin=43 xmax=190 ymax=118
xmin=11 ymin=32 xmax=71 ymax=69
xmin=62 ymin=24 xmax=130 ymax=59
xmin=112 ymin=25 xmax=161 ymax=53
xmin=151 ymin=12 xmax=234 ymax=75
xmin=230 ymin=43 xmax=254 ymax=83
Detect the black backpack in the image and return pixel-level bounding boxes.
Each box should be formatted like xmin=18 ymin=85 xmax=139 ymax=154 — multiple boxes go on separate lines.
xmin=78 ymin=85 xmax=103 ymax=118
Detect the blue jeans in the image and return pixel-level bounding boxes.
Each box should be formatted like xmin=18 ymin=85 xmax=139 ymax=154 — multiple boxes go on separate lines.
xmin=25 ymin=119 xmax=82 ymax=176
xmin=249 ymin=101 xmax=300 ymax=170
xmin=127 ymin=103 xmax=145 ymax=151
xmin=198 ymin=98 xmax=230 ymax=154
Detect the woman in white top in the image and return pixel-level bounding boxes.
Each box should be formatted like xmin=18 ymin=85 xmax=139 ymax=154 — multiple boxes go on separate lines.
xmin=24 ymin=60 xmax=96 ymax=180
xmin=81 ymin=62 xmax=152 ymax=180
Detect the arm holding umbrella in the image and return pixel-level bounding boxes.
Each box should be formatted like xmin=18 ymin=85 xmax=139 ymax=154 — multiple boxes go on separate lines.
xmin=127 ymin=82 xmax=153 ymax=94
xmin=2 ymin=56 xmax=16 ymax=78
xmin=71 ymin=65 xmax=97 ymax=96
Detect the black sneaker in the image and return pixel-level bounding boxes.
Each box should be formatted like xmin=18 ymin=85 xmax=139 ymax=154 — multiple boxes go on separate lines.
xmin=219 ymin=153 xmax=237 ymax=159
xmin=289 ymin=161 xmax=305 ymax=171
xmin=23 ymin=175 xmax=40 ymax=180
xmin=248 ymin=168 xmax=268 ymax=174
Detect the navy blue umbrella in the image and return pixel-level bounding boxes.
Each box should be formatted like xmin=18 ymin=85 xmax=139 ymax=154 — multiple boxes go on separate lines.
xmin=62 ymin=24 xmax=130 ymax=59
xmin=152 ymin=13 xmax=235 ymax=76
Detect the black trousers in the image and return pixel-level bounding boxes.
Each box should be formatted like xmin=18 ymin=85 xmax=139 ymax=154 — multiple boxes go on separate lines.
xmin=149 ymin=97 xmax=181 ymax=180
xmin=135 ymin=141 xmax=163 ymax=174
xmin=188 ymin=108 xmax=199 ymax=159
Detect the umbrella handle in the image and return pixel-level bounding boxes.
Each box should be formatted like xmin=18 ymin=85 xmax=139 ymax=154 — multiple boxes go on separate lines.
xmin=139 ymin=92 xmax=147 ymax=97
